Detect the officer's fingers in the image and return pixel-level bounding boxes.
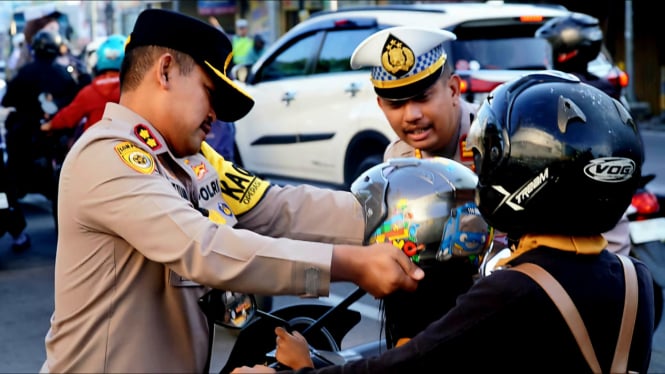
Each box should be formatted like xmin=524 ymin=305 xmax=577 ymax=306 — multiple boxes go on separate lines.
xmin=373 ymin=242 xmax=424 ymax=281
xmin=396 ymin=251 xmax=425 ymax=282
xmin=373 ymin=243 xmax=423 ymax=293
xmin=274 ymin=326 xmax=287 ymax=336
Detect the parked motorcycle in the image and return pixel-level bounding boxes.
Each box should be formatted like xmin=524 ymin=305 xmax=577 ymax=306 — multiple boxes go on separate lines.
xmin=198 ymin=286 xmax=385 ymax=373
xmin=628 ymin=174 xmax=665 ymax=327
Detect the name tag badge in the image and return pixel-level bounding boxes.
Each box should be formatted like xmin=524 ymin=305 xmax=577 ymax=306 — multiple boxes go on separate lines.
xmin=169 ymin=269 xmax=203 ymax=288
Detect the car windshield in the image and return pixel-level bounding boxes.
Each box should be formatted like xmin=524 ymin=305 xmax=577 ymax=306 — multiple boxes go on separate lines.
xmin=447 ymin=37 xmax=553 ymax=71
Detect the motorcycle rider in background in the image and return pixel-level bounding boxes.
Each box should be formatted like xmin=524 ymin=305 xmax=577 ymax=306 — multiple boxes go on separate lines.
xmin=536 ymin=12 xmax=631 ymax=256
xmin=1 ymin=29 xmax=80 ymax=225
xmin=535 ymin=12 xmax=622 ymax=101
xmin=41 ymin=34 xmax=126 ymax=143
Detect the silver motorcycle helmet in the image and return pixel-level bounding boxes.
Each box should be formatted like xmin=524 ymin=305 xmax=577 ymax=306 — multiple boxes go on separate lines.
xmin=351 ymin=157 xmax=494 ymax=264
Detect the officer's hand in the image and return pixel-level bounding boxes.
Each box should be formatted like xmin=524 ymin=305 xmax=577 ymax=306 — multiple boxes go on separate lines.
xmin=332 ymin=243 xmax=424 ymax=298
xmin=275 ymin=326 xmax=314 ymax=370
xmin=40 ymin=121 xmax=52 ymax=132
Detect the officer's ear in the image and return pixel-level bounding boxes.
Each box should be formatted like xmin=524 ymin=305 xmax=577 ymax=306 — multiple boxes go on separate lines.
xmin=156 ymin=53 xmax=174 ymax=88
xmin=446 ymin=73 xmax=462 ymax=99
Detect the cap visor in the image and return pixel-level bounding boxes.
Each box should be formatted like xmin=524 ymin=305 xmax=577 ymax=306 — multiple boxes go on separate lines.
xmin=375 ymin=66 xmax=443 ymax=101
xmin=205 ymin=65 xmax=255 ymax=122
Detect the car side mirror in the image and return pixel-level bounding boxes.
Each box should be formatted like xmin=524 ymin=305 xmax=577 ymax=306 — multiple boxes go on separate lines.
xmin=198 ymin=290 xmax=257 ymax=329
xmin=232 ymin=64 xmax=250 ymax=83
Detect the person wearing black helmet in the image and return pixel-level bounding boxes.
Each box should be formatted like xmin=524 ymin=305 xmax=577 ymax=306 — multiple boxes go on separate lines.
xmin=1 ymin=28 xmax=80 ymax=226
xmin=234 ymin=71 xmax=653 ymax=374
xmin=536 ymin=12 xmax=633 ymax=258
xmin=536 ymin=12 xmax=621 ymax=101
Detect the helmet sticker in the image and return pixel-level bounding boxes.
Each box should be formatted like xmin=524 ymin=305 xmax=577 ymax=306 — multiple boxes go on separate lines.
xmin=438 ymin=202 xmax=493 ymax=261
xmin=583 ymin=157 xmax=635 ymax=183
xmin=557 ymin=96 xmax=587 ymax=133
xmin=492 ymin=168 xmax=550 ymax=213
xmin=370 ymin=198 xmax=426 ymax=263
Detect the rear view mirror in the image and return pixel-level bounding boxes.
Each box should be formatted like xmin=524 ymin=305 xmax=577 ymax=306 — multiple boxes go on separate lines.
xmin=232 ymin=64 xmax=250 ymax=83
xmin=198 ymin=290 xmax=257 ymax=329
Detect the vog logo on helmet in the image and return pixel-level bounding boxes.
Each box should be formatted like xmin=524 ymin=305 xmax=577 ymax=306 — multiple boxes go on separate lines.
xmin=583 ymin=157 xmax=635 ymax=183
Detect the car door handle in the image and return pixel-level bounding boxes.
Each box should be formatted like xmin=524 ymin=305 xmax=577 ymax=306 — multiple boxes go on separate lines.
xmin=281 ymin=91 xmax=296 ymax=106
xmin=345 ymin=83 xmax=360 ymax=97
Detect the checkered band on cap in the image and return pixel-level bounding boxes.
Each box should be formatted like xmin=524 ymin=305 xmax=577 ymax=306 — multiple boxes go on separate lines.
xmin=371 ymin=43 xmax=447 ymax=89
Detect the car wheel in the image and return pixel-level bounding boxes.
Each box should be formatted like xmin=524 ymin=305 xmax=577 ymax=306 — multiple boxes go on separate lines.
xmin=350 ymin=154 xmax=383 ymax=185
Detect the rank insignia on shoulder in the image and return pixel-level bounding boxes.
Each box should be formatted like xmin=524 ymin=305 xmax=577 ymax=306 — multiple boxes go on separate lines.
xmin=134 ymin=124 xmax=162 ymax=150
xmin=115 ymin=141 xmax=155 ymax=174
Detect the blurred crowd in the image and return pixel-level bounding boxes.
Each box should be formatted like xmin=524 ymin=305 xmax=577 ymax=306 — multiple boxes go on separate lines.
xmin=0 ymin=10 xmax=258 ymax=253
xmin=208 ymin=16 xmax=267 ymax=69
xmin=0 ymin=8 xmax=130 ymax=247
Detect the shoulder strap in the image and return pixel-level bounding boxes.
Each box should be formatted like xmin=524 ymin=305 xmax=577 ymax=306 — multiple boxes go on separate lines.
xmin=612 ymin=254 xmax=638 ymax=373
xmin=511 ymin=263 xmax=602 ymax=373
xmin=511 ymin=257 xmax=639 ymax=373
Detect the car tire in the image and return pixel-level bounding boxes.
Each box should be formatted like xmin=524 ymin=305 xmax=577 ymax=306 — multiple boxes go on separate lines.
xmin=349 ymin=154 xmax=383 ymax=186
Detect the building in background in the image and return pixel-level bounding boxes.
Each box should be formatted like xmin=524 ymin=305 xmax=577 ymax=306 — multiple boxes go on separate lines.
xmin=0 ymin=0 xmax=660 ymax=119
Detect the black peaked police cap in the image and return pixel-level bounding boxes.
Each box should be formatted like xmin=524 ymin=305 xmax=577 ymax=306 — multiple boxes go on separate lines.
xmin=125 ymin=9 xmax=254 ymax=122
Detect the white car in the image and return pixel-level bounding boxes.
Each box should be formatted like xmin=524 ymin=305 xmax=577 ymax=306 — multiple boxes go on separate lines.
xmin=232 ymin=2 xmax=625 ymax=189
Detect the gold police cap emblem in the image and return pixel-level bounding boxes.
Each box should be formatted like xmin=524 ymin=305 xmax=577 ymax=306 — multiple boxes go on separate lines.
xmin=381 ymin=34 xmax=415 ymax=77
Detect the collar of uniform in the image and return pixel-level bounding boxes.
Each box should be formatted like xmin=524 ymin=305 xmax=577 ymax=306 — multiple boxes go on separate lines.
xmin=496 ymin=233 xmax=607 ymax=267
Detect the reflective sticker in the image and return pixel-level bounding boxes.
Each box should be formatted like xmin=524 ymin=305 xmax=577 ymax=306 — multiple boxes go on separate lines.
xmin=134 ymin=124 xmax=162 ymax=150
xmin=114 ymin=141 xmax=155 ymax=174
